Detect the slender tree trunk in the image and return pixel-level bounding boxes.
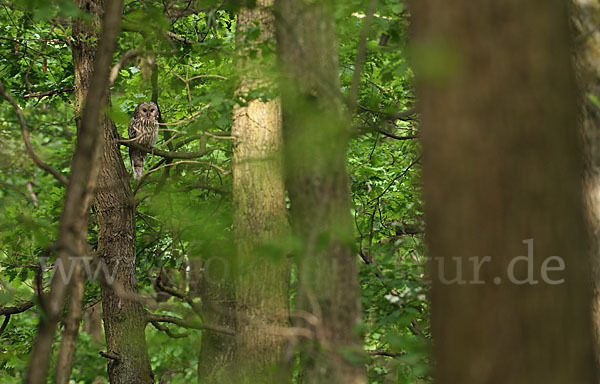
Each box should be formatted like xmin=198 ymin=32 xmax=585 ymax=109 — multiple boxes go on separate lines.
xmin=232 ymin=1 xmax=290 ymax=382
xmin=72 ymin=1 xmax=153 ymax=383
xmin=54 ymin=265 xmax=85 ymax=384
xmin=412 ymin=0 xmax=596 ymax=383
xmin=24 ymin=0 xmax=123 ymax=382
xmin=276 ymin=2 xmax=366 ymax=383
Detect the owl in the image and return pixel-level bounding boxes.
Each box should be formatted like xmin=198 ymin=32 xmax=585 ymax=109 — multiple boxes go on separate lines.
xmin=128 ymin=101 xmax=160 ymax=180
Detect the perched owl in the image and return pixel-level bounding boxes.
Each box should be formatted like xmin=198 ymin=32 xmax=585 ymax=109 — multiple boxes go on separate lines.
xmin=128 ymin=101 xmax=160 ymax=180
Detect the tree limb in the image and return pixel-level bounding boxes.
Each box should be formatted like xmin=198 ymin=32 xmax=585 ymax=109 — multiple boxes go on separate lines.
xmin=0 ymin=301 xmax=34 ymax=316
xmin=109 ymin=48 xmax=143 ymax=85
xmin=376 ymin=130 xmax=419 ymax=141
xmin=150 ymin=320 xmax=190 ymax=338
xmin=0 ymin=315 xmax=10 ymax=337
xmin=117 ymin=136 xmax=214 ymax=159
xmin=23 ymin=86 xmax=74 ymax=99
xmin=366 ymin=350 xmax=405 ymax=358
xmin=146 ymin=312 xmax=235 ymax=336
xmin=0 ymin=81 xmax=69 ymax=186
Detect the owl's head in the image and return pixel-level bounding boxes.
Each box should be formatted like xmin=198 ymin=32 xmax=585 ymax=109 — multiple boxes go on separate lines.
xmin=134 ymin=101 xmax=160 ymax=121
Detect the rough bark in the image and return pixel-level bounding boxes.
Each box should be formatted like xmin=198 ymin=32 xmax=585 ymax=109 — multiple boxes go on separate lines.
xmin=275 ymin=1 xmax=366 ymax=383
xmin=83 ymin=301 xmax=104 ymax=343
xmin=412 ymin=0 xmax=596 ymax=383
xmin=573 ymin=0 xmax=600 ymax=376
xmin=231 ymin=1 xmax=290 ymax=382
xmin=25 ymin=0 xmax=123 ymax=382
xmin=72 ymin=1 xmax=153 ymax=383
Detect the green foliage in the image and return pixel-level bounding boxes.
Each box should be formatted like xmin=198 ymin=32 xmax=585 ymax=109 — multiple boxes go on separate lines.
xmin=0 ymin=0 xmax=427 ymax=382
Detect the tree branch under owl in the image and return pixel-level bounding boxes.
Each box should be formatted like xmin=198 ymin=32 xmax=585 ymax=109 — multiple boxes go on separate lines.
xmin=118 ymin=136 xmax=214 ymax=159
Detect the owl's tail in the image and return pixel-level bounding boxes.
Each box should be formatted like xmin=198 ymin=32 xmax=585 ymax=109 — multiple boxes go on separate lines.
xmin=130 ymin=149 xmax=146 ymax=180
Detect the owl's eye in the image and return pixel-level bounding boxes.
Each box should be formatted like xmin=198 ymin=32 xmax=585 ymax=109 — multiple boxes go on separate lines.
xmin=142 ymin=108 xmax=147 ymax=112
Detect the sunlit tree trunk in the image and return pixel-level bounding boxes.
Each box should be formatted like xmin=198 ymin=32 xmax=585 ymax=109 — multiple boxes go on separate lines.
xmin=412 ymin=0 xmax=596 ymax=382
xmin=231 ymin=1 xmax=290 ymax=382
xmin=276 ymin=1 xmax=366 ymax=383
xmin=72 ymin=1 xmax=153 ymax=383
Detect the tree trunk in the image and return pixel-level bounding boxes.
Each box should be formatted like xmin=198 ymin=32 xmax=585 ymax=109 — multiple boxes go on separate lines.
xmin=275 ymin=2 xmax=366 ymax=383
xmin=193 ymin=255 xmax=236 ymax=383
xmin=25 ymin=0 xmax=123 ymax=382
xmin=412 ymin=0 xmax=597 ymax=382
xmin=573 ymin=0 xmax=600 ymax=377
xmin=54 ymin=265 xmax=85 ymax=384
xmin=72 ymin=1 xmax=153 ymax=383
xmin=231 ymin=1 xmax=290 ymax=382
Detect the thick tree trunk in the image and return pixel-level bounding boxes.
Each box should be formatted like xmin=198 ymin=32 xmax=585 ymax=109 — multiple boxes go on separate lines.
xmin=276 ymin=2 xmax=366 ymax=383
xmin=231 ymin=1 xmax=290 ymax=382
xmin=412 ymin=0 xmax=596 ymax=383
xmin=193 ymin=255 xmax=236 ymax=383
xmin=72 ymin=1 xmax=153 ymax=383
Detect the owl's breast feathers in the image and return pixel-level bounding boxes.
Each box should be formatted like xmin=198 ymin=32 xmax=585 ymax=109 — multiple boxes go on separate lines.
xmin=129 ymin=118 xmax=159 ymax=147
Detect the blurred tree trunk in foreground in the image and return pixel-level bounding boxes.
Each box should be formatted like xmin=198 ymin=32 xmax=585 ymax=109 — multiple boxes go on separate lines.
xmin=573 ymin=0 xmax=600 ymax=375
xmin=25 ymin=0 xmax=123 ymax=382
xmin=72 ymin=0 xmax=153 ymax=382
xmin=413 ymin=0 xmax=596 ymax=382
xmin=276 ymin=1 xmax=366 ymax=383
xmin=194 ymin=253 xmax=237 ymax=383
xmin=231 ymin=1 xmax=290 ymax=382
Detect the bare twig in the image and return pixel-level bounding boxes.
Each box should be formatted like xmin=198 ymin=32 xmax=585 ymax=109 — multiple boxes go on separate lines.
xmin=368 ymin=156 xmax=421 ymax=204
xmin=158 ymin=104 xmax=211 ymax=126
